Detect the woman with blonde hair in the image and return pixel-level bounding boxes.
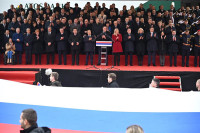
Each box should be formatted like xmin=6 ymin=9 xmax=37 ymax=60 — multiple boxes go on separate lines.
xmin=5 ymin=38 xmax=16 ymax=64
xmin=112 ymin=28 xmax=123 ymax=66
xmin=126 ymin=125 xmax=144 ymax=133
xmin=135 ymin=28 xmax=145 ymax=66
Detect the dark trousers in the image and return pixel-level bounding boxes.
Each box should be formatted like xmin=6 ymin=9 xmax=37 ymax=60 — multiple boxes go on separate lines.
xmin=72 ymin=50 xmax=79 ymax=65
xmin=182 ymin=48 xmax=190 ymax=66
xmin=169 ymin=52 xmax=177 ymax=66
xmin=125 ymin=52 xmax=133 ymax=66
xmin=137 ymin=54 xmax=144 ymax=66
xmin=25 ymin=49 xmax=32 ymax=64
xmin=58 ymin=50 xmax=66 ymax=65
xmin=194 ymin=48 xmax=200 ymax=67
xmin=159 ymin=53 xmax=165 ymax=66
xmin=35 ymin=53 xmax=41 ymax=65
xmin=98 ymin=47 xmax=108 ymax=65
xmin=85 ymin=52 xmax=93 ymax=65
xmin=148 ymin=51 xmax=156 ymax=65
xmin=15 ymin=51 xmax=22 ymax=64
xmin=114 ymin=53 xmax=120 ymax=66
xmin=47 ymin=53 xmax=54 ymax=64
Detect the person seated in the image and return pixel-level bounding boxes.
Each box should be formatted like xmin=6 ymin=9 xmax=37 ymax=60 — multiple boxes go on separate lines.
xmin=5 ymin=38 xmax=15 ymax=64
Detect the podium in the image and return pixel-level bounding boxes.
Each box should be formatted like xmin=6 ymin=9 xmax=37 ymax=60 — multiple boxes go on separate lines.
xmin=96 ymin=41 xmax=112 ymax=65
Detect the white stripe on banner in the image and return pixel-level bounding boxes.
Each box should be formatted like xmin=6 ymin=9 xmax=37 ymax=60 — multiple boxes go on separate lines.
xmin=0 ymin=79 xmax=200 ymax=112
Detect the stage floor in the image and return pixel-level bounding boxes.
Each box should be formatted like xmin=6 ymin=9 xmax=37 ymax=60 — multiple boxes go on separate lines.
xmin=0 ymin=64 xmax=200 ymax=72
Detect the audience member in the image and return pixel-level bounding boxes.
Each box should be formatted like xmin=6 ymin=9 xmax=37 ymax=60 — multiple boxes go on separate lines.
xmin=126 ymin=125 xmax=144 ymax=133
xmin=107 ymin=73 xmax=119 ymax=87
xmin=149 ymin=78 xmax=160 ymax=88
xmin=50 ymin=72 xmax=62 ymax=86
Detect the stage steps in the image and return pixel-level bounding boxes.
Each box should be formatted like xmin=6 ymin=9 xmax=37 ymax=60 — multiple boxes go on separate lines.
xmin=154 ymin=76 xmax=182 ymax=91
xmin=0 ymin=71 xmax=38 ymax=85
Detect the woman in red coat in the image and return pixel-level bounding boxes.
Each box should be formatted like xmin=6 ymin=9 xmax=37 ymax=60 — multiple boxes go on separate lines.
xmin=112 ymin=28 xmax=123 ymax=66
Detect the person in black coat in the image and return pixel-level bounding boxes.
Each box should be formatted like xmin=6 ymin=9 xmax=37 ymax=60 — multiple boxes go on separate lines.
xmin=81 ymin=19 xmax=92 ymax=36
xmin=135 ymin=28 xmax=145 ymax=66
xmin=158 ymin=31 xmax=167 ymax=66
xmin=167 ymin=30 xmax=180 ymax=67
xmin=180 ymin=30 xmax=191 ymax=67
xmin=44 ymin=27 xmax=56 ymax=64
xmin=96 ymin=26 xmax=112 ymax=66
xmin=83 ymin=30 xmax=95 ymax=65
xmin=107 ymin=73 xmax=119 ymax=88
xmin=24 ymin=28 xmax=33 ymax=64
xmin=32 ymin=29 xmax=43 ymax=65
xmin=123 ymin=28 xmax=135 ymax=66
xmin=146 ymin=27 xmax=158 ymax=66
xmin=92 ymin=18 xmax=103 ymax=37
xmin=192 ymin=30 xmax=200 ymax=67
xmin=68 ymin=28 xmax=82 ymax=65
xmin=56 ymin=28 xmax=68 ymax=65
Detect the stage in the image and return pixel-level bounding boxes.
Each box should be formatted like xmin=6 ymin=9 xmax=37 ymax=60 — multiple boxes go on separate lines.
xmin=0 ymin=54 xmax=200 ymax=91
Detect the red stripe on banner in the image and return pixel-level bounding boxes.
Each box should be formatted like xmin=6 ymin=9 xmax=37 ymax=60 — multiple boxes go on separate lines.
xmin=0 ymin=123 xmax=109 ymax=133
xmin=96 ymin=42 xmax=112 ymax=44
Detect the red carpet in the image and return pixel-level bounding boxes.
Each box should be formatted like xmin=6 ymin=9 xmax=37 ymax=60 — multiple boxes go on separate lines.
xmin=0 ymin=71 xmax=38 ymax=84
xmin=0 ymin=54 xmax=200 ymax=72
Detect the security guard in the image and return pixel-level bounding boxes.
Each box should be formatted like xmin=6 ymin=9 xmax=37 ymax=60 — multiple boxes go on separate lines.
xmin=192 ymin=30 xmax=200 ymax=67
xmin=180 ymin=30 xmax=191 ymax=67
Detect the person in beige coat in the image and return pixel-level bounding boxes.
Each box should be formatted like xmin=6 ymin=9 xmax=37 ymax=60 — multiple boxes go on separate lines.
xmin=5 ymin=38 xmax=16 ymax=64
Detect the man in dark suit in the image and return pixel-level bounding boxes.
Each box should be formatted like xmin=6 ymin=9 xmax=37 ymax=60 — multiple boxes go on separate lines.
xmin=107 ymin=73 xmax=119 ymax=88
xmin=180 ymin=30 xmax=191 ymax=67
xmin=146 ymin=27 xmax=158 ymax=66
xmin=45 ymin=16 xmax=57 ymax=33
xmin=8 ymin=18 xmax=19 ymax=36
xmin=123 ymin=28 xmax=135 ymax=66
xmin=24 ymin=28 xmax=33 ymax=64
xmin=68 ymin=28 xmax=82 ymax=65
xmin=96 ymin=26 xmax=112 ymax=66
xmin=44 ymin=27 xmax=56 ymax=65
xmin=56 ymin=28 xmax=68 ymax=65
xmin=167 ymin=30 xmax=180 ymax=67
xmin=21 ymin=18 xmax=30 ymax=35
xmin=3 ymin=30 xmax=11 ymax=52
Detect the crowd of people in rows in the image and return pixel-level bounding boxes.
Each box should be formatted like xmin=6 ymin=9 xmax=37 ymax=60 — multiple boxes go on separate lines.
xmin=0 ymin=2 xmax=200 ymax=66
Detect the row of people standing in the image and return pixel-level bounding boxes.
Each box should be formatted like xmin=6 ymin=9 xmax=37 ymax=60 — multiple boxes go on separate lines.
xmin=3 ymin=24 xmax=200 ymax=67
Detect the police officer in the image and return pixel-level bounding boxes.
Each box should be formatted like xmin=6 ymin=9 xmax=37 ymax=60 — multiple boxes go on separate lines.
xmin=192 ymin=30 xmax=200 ymax=67
xmin=180 ymin=30 xmax=191 ymax=67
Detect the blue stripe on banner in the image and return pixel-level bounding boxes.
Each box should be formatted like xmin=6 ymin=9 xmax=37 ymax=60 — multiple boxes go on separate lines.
xmin=0 ymin=102 xmax=200 ymax=133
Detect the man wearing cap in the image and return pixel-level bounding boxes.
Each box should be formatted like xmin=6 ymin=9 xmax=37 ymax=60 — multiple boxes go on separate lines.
xmin=180 ymin=30 xmax=191 ymax=67
xmin=192 ymin=30 xmax=200 ymax=67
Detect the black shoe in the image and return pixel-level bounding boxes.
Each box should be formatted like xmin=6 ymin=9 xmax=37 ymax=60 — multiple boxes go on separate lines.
xmin=186 ymin=65 xmax=189 ymax=67
xmin=182 ymin=65 xmax=184 ymax=67
xmin=170 ymin=65 xmax=172 ymax=67
xmin=174 ymin=65 xmax=177 ymax=67
xmin=97 ymin=63 xmax=100 ymax=66
xmin=153 ymin=64 xmax=156 ymax=66
xmin=125 ymin=64 xmax=127 ymax=66
xmin=130 ymin=64 xmax=133 ymax=66
xmin=148 ymin=64 xmax=150 ymax=66
xmin=85 ymin=63 xmax=88 ymax=65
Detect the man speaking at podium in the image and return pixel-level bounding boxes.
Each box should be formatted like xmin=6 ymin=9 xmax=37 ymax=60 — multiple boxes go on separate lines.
xmin=96 ymin=26 xmax=112 ymax=66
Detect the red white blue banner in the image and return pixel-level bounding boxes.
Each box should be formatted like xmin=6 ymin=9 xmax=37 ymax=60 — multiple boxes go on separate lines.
xmin=0 ymin=79 xmax=200 ymax=133
xmin=96 ymin=41 xmax=112 ymax=47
